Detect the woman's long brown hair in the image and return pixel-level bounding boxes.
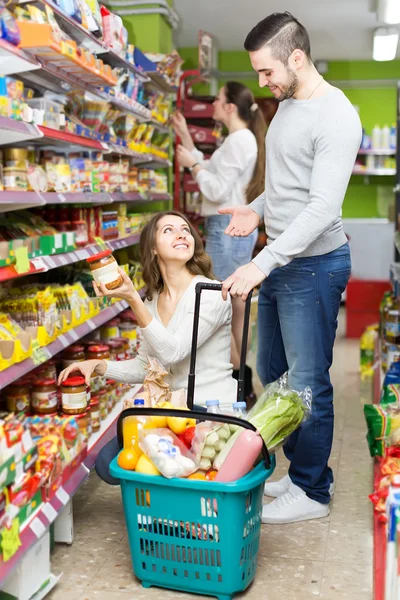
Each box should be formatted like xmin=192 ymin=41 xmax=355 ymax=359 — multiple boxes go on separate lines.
xmin=140 ymin=211 xmax=215 ymax=301
xmin=224 ymin=81 xmax=266 ymax=203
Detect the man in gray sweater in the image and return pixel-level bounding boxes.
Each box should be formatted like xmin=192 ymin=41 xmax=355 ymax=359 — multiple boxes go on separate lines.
xmin=221 ymin=12 xmax=362 ymax=524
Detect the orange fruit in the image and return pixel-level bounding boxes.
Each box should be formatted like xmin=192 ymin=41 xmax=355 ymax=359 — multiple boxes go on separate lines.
xmin=188 ymin=471 xmax=207 ymax=480
xmin=117 ymin=448 xmax=139 ymax=470
xmin=206 ymin=470 xmax=218 ymax=481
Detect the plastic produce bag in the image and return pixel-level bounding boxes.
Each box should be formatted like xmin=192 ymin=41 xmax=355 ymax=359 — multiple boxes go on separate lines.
xmin=191 ymin=421 xmax=232 ymax=471
xmin=139 ymin=428 xmax=197 ymax=479
xmin=246 ymin=376 xmax=312 ymax=455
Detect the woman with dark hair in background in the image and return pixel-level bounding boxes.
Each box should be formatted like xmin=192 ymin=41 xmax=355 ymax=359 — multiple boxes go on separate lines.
xmin=172 ymin=81 xmax=266 ymax=403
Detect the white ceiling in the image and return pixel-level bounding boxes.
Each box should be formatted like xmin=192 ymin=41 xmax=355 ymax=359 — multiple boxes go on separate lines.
xmin=174 ymin=0 xmax=392 ymax=61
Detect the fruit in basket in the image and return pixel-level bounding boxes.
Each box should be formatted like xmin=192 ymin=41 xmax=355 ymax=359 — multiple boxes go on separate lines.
xmin=188 ymin=471 xmax=207 ymax=480
xmin=177 ymin=426 xmax=196 ymax=449
xmin=144 ymin=415 xmax=168 ymax=429
xmin=118 ymin=448 xmax=140 ymax=471
xmin=135 ymin=454 xmax=161 ymax=476
xmin=167 ymin=413 xmax=196 ymax=435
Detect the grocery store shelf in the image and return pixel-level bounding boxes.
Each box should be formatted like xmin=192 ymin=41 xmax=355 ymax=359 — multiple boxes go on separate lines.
xmin=0 ymin=296 xmax=150 ymax=390
xmin=38 ymin=126 xmax=105 ymax=150
xmin=146 ymin=71 xmax=178 ymax=95
xmin=150 ymin=121 xmax=171 ymax=135
xmin=352 ymin=167 xmax=396 ymax=176
xmin=0 ymin=116 xmax=43 ymax=146
xmin=0 ymin=385 xmax=142 ymax=584
xmin=147 ymin=192 xmax=172 ymax=202
xmin=0 ymin=39 xmax=41 ymax=77
xmin=100 ymin=48 xmax=149 ymax=82
xmin=133 ymin=156 xmax=172 ymax=169
xmin=0 ymin=233 xmax=141 ymax=283
xmin=358 ymin=148 xmax=396 ymax=156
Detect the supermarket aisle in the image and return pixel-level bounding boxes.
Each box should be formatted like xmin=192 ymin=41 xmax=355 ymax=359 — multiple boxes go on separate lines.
xmin=48 ymin=312 xmax=373 ymax=600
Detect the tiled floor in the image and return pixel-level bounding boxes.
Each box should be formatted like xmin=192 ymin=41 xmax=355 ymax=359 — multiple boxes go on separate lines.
xmin=48 ymin=314 xmax=373 ymax=600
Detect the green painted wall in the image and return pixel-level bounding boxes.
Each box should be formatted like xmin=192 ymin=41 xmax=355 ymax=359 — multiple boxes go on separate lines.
xmin=180 ymin=48 xmax=398 ymax=219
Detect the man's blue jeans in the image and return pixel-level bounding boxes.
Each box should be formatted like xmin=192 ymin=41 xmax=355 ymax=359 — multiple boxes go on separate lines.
xmin=257 ymin=243 xmax=351 ymax=505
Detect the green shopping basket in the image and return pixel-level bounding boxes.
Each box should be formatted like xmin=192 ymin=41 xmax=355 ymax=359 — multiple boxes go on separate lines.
xmin=110 ymin=283 xmax=275 ymax=600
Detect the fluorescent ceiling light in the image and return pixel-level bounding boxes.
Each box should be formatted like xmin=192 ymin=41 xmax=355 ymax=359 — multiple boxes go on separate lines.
xmin=373 ymin=27 xmax=399 ymax=61
xmin=378 ymin=0 xmax=400 ymax=24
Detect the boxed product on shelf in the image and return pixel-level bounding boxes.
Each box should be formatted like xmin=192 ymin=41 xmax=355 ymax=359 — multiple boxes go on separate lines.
xmin=0 ymin=313 xmax=32 ymax=371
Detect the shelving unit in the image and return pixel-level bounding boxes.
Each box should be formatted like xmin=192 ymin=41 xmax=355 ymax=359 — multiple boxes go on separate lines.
xmin=352 ymin=166 xmax=396 ymax=176
xmin=0 ymin=384 xmax=142 ymax=585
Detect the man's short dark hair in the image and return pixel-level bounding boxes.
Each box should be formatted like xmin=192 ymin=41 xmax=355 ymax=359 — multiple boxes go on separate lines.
xmin=244 ymin=12 xmax=311 ymax=65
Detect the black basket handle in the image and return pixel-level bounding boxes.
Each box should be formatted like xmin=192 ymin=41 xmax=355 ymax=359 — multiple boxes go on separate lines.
xmin=116 ymin=406 xmax=271 ymax=469
xmin=187 ymin=282 xmax=252 ymax=409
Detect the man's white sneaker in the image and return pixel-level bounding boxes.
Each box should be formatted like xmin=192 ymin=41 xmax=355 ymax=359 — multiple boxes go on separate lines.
xmin=264 ymin=474 xmax=335 ymax=498
xmin=264 ymin=474 xmax=291 ymax=498
xmin=262 ymin=482 xmax=330 ymax=524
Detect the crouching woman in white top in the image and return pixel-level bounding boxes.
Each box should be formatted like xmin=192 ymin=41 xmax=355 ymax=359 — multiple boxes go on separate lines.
xmin=58 ymin=211 xmax=236 ymax=483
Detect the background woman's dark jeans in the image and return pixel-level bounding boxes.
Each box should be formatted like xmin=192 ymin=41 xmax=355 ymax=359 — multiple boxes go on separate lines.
xmin=95 ymin=404 xmax=207 ymax=485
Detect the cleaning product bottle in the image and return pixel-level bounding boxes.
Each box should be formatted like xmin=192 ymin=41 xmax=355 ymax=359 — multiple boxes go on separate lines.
xmin=381 ymin=356 xmax=400 ymax=407
xmin=206 ymin=399 xmax=222 ymax=414
xmin=122 ymin=398 xmax=146 ymax=454
xmin=214 ymin=429 xmax=263 ymax=482
xmin=382 ymin=124 xmax=390 ymax=150
xmin=232 ymin=401 xmax=247 ymax=419
xmin=372 ymin=124 xmax=382 ymax=150
xmin=390 ymin=123 xmax=397 ymax=150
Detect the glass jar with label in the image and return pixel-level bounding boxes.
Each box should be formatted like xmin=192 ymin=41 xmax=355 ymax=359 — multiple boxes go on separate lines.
xmin=106 ymin=379 xmax=118 ymax=407
xmin=97 ymin=388 xmax=109 ymax=420
xmin=99 ymin=319 xmax=120 ymax=341
xmin=4 ymin=380 xmax=31 ymax=413
xmin=62 ymin=345 xmax=85 ymax=369
xmin=32 ymin=379 xmax=59 ymax=414
xmin=86 ymin=249 xmax=123 ymax=290
xmin=86 ymin=344 xmax=110 ymax=361
xmin=90 ymin=397 xmax=100 ymax=431
xmin=75 ymin=411 xmax=90 ymax=442
xmin=61 ymin=376 xmax=88 ymax=415
xmin=34 ymin=360 xmax=57 ymax=381
xmin=108 ymin=340 xmax=126 ymax=361
xmin=386 ymin=309 xmax=400 ymax=344
xmin=119 ymin=321 xmax=137 ymax=354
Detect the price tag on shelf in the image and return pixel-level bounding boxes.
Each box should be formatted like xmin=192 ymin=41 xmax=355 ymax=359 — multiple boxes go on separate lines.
xmin=41 ymin=503 xmax=57 ymax=524
xmin=46 ymin=256 xmax=56 ymax=269
xmin=56 ymin=487 xmax=70 ymax=506
xmin=76 ymin=249 xmax=89 ymax=261
xmin=30 ymin=517 xmax=46 ymax=539
xmin=87 ymin=319 xmax=96 ymax=331
xmin=15 ymin=247 xmax=30 ymax=275
xmin=31 ymin=258 xmax=47 ymax=272
xmin=59 ymin=255 xmax=68 ymax=265
xmin=69 ymin=330 xmax=79 ymax=342
xmin=58 ymin=194 xmax=66 ymax=203
xmin=59 ymin=334 xmax=69 ymax=348
xmin=2 ymin=518 xmax=21 ymax=562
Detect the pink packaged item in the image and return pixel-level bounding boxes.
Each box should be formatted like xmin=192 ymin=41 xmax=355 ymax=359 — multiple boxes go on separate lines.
xmin=215 ymin=429 xmax=263 ymax=483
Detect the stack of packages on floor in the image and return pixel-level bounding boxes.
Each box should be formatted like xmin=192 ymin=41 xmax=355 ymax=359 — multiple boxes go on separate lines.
xmin=0 ymin=249 xmax=144 ymax=369
xmin=0 ymin=144 xmax=168 ymax=197
xmin=0 ymin=306 xmax=140 ymax=557
xmin=119 ymin=366 xmax=312 ymax=483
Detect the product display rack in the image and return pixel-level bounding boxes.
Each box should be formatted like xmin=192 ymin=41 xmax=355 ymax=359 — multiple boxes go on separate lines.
xmin=0 ymin=384 xmax=142 ymax=585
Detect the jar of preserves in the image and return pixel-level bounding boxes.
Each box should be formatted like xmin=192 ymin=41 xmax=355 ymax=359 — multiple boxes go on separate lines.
xmin=34 ymin=360 xmax=57 ymax=381
xmin=86 ymin=249 xmax=123 ymax=290
xmin=99 ymin=319 xmax=120 ymax=341
xmin=90 ymin=397 xmax=100 ymax=431
xmin=86 ymin=344 xmax=110 ymax=361
xmin=119 ymin=321 xmax=137 ymax=355
xmin=90 ymin=373 xmax=104 ymax=394
xmin=70 ymin=220 xmax=88 ymax=247
xmin=61 ymin=376 xmax=88 ymax=415
xmin=386 ymin=309 xmax=400 ymax=344
xmin=86 ymin=404 xmax=92 ymax=436
xmin=3 ymin=167 xmax=28 ymax=191
xmin=97 ymin=388 xmax=108 ymax=420
xmin=4 ymin=380 xmax=31 ymax=413
xmin=106 ymin=379 xmax=117 ymax=407
xmin=108 ymin=340 xmax=126 ymax=361
xmin=62 ymin=345 xmax=85 ymax=369
xmin=32 ymin=379 xmax=59 ymax=414
xmin=75 ymin=411 xmax=90 ymax=442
